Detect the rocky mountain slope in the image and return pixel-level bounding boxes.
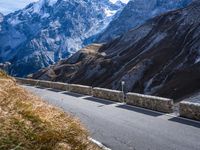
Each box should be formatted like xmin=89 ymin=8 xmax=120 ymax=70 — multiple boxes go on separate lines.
xmin=0 ymin=0 xmax=125 ymax=76
xmin=32 ymin=1 xmax=200 ymax=101
xmin=95 ymin=0 xmax=192 ymax=42
xmin=0 ymin=0 xmax=193 ymax=77
xmin=0 ymin=13 xmax=3 ymax=31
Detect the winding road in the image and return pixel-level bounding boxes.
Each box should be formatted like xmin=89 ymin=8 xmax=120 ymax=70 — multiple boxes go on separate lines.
xmin=22 ymin=85 xmax=200 ymax=150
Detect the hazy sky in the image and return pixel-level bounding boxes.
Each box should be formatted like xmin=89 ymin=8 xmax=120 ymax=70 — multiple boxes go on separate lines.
xmin=0 ymin=0 xmax=38 ymax=14
xmin=0 ymin=0 xmax=130 ymax=15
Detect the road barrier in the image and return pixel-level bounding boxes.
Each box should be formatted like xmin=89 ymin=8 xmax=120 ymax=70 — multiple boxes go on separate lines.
xmin=16 ymin=78 xmax=173 ymax=112
xmin=126 ymin=93 xmax=173 ymax=113
xmin=16 ymin=78 xmax=39 ymax=85
xmin=52 ymin=82 xmax=69 ymax=91
xmin=37 ymin=80 xmax=52 ymax=88
xmin=69 ymin=84 xmax=92 ymax=95
xmin=16 ymin=78 xmax=200 ymax=121
xmin=93 ymin=87 xmax=123 ymax=102
xmin=179 ymin=101 xmax=200 ymax=121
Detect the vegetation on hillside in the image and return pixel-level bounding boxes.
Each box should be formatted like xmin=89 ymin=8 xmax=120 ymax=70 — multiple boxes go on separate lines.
xmin=0 ymin=70 xmax=99 ymax=150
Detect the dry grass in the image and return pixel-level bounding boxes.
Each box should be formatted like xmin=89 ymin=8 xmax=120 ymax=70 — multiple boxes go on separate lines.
xmin=0 ymin=70 xmax=100 ymax=150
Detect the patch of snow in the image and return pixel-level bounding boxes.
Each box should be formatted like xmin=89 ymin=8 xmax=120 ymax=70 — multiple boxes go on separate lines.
xmin=8 ymin=17 xmax=22 ymax=26
xmin=104 ymin=8 xmax=117 ymax=17
xmin=49 ymin=20 xmax=61 ymax=28
xmin=45 ymin=51 xmax=55 ymax=63
xmin=64 ymin=38 xmax=82 ymax=54
xmin=33 ymin=0 xmax=45 ymax=13
xmin=55 ymin=36 xmax=60 ymax=42
xmin=109 ymin=0 xmax=129 ymax=4
xmin=46 ymin=37 xmax=55 ymax=44
xmin=48 ymin=0 xmax=58 ymax=6
xmin=42 ymin=13 xmax=50 ymax=18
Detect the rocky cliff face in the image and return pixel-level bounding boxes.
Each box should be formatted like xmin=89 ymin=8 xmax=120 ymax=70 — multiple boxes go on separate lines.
xmin=0 ymin=13 xmax=3 ymax=22
xmin=0 ymin=0 xmax=124 ymax=76
xmin=32 ymin=1 xmax=200 ymax=101
xmin=0 ymin=13 xmax=3 ymax=31
xmin=95 ymin=0 xmax=192 ymax=42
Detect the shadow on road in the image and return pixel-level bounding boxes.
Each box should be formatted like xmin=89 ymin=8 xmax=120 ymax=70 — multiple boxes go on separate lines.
xmin=36 ymin=86 xmax=48 ymax=89
xmin=169 ymin=117 xmax=200 ymax=128
xmin=47 ymin=88 xmax=63 ymax=92
xmin=22 ymin=84 xmax=32 ymax=86
xmin=83 ymin=96 xmax=115 ymax=105
xmin=62 ymin=92 xmax=85 ymax=98
xmin=116 ymin=104 xmax=162 ymax=117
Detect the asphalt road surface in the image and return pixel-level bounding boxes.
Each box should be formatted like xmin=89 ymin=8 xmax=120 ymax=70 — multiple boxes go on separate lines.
xmin=22 ymin=85 xmax=200 ymax=150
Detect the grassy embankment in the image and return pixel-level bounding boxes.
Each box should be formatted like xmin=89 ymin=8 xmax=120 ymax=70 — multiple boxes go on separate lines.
xmin=0 ymin=70 xmax=99 ymax=150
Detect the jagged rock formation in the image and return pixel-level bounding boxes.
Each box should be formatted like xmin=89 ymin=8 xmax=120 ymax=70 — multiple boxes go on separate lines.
xmin=95 ymin=0 xmax=192 ymax=42
xmin=32 ymin=1 xmax=200 ymax=101
xmin=0 ymin=0 xmax=124 ymax=76
xmin=0 ymin=0 xmax=193 ymax=77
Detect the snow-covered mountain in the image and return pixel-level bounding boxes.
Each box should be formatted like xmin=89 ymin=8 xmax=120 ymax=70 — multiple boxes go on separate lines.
xmin=0 ymin=0 xmax=193 ymax=76
xmin=96 ymin=0 xmax=192 ymax=42
xmin=32 ymin=1 xmax=200 ymax=101
xmin=0 ymin=0 xmax=125 ymax=76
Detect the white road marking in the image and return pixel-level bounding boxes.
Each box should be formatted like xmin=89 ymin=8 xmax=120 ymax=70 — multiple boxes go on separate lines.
xmin=89 ymin=137 xmax=112 ymax=150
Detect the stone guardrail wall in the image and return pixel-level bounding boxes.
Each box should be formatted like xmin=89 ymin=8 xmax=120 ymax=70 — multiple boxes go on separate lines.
xmin=16 ymin=78 xmax=175 ymax=114
xmin=69 ymin=84 xmax=92 ymax=95
xmin=93 ymin=87 xmax=123 ymax=102
xmin=51 ymin=82 xmax=69 ymax=91
xmin=37 ymin=80 xmax=52 ymax=88
xmin=16 ymin=78 xmax=88 ymax=95
xmin=126 ymin=93 xmax=173 ymax=113
xmin=16 ymin=78 xmax=39 ymax=85
xmin=179 ymin=101 xmax=200 ymax=121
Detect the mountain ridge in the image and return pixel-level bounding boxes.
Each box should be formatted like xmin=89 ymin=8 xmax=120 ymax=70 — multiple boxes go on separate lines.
xmin=95 ymin=0 xmax=192 ymax=43
xmin=0 ymin=0 xmax=193 ymax=77
xmin=31 ymin=1 xmax=200 ymax=101
xmin=0 ymin=0 xmax=124 ymax=76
